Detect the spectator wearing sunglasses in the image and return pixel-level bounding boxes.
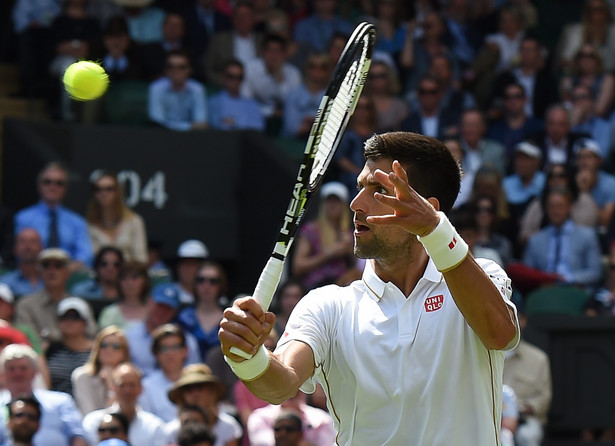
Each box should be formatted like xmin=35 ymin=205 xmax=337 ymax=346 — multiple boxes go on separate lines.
xmin=96 ymin=412 xmax=129 ymax=444
xmin=15 ymin=248 xmax=97 ymax=349
xmin=148 ymin=49 xmax=208 ymax=131
xmin=177 ymin=261 xmax=228 ymax=360
xmin=71 ymin=247 xmax=124 ymax=303
xmin=71 ymin=326 xmax=131 ymax=414
xmin=85 ymin=170 xmax=148 ymax=265
xmin=14 ymin=162 xmax=93 ymax=271
xmin=6 ymin=395 xmax=42 ymax=446
xmin=272 ymin=410 xmax=304 ymax=446
xmin=208 ymin=59 xmax=265 ymax=131
xmin=139 ymin=324 xmax=189 ymax=422
xmin=401 ymin=74 xmax=460 ymax=140
xmin=46 ymin=297 xmax=94 ymax=396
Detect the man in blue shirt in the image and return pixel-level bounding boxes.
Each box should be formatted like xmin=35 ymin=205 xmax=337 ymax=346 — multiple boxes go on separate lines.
xmin=0 ymin=228 xmax=43 ymax=297
xmin=148 ymin=49 xmax=208 ymax=131
xmin=208 ymin=60 xmax=265 ymax=131
xmin=14 ymin=162 xmax=93 ymax=270
xmin=503 ymin=141 xmax=546 ymax=220
xmin=293 ymin=0 xmax=352 ymax=53
xmin=0 ymin=344 xmax=88 ymax=446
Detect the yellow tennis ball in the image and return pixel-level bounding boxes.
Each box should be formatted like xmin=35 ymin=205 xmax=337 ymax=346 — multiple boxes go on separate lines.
xmin=63 ymin=61 xmax=109 ymax=101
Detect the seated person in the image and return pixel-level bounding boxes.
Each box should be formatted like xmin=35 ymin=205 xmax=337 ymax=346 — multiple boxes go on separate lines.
xmin=522 ymin=187 xmax=603 ymax=290
xmin=148 ymin=49 xmax=208 ymax=131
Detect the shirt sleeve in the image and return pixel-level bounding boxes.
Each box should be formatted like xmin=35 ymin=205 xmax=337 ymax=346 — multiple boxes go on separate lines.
xmin=192 ymin=83 xmax=208 ymax=124
xmin=57 ymin=393 xmax=87 ymax=441
xmin=148 ymin=82 xmax=191 ymax=131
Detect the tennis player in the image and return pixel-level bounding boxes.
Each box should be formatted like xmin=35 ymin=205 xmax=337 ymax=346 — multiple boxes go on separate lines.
xmin=219 ymin=132 xmax=519 ymax=445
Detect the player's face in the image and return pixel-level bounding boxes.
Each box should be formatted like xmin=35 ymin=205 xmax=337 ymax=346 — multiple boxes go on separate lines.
xmin=350 ymin=158 xmax=417 ymax=262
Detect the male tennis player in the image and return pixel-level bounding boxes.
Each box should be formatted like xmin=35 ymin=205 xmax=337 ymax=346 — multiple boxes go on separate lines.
xmin=219 ymin=132 xmax=519 ymax=445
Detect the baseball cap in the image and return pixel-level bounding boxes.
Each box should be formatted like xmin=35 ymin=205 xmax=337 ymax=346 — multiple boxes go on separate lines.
xmin=573 ymin=138 xmax=602 ymax=158
xmin=57 ymin=297 xmax=93 ymax=322
xmin=177 ymin=239 xmax=209 ymax=260
xmin=38 ymin=248 xmax=70 ymax=264
xmin=320 ymin=182 xmax=349 ymax=202
xmin=514 ymin=141 xmax=542 ymax=159
xmin=0 ymin=283 xmax=14 ymax=305
xmin=152 ymin=284 xmax=180 ymax=310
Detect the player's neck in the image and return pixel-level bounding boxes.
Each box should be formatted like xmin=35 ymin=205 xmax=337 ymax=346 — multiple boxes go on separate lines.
xmin=371 ymin=247 xmax=430 ymax=297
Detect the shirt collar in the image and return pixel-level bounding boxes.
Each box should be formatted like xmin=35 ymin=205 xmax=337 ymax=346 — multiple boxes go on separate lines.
xmin=361 ymin=257 xmax=442 ymax=301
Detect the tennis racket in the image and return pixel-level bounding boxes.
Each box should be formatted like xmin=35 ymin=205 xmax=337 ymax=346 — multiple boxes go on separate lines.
xmin=231 ymin=22 xmax=375 ymax=359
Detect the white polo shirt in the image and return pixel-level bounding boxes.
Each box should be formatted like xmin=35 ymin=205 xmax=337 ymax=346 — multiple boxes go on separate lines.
xmin=279 ymin=258 xmax=519 ymax=446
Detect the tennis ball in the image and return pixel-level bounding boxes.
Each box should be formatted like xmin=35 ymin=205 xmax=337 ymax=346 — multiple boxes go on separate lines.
xmin=63 ymin=61 xmax=109 ymax=101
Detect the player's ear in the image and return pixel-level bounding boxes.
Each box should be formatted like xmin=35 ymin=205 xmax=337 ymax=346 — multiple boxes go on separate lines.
xmin=427 ymin=197 xmax=440 ymax=211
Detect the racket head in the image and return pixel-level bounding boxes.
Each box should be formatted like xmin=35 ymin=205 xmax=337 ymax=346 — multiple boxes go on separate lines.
xmin=305 ymin=22 xmax=375 ymax=191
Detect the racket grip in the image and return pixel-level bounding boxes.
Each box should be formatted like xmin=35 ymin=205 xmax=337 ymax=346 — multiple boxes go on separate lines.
xmin=229 ymin=256 xmax=284 ymax=360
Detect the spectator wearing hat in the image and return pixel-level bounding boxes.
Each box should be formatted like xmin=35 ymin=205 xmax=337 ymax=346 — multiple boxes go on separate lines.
xmin=574 ymin=137 xmax=615 ymax=227
xmin=15 ymin=248 xmax=97 ymax=348
xmin=570 ymin=84 xmax=613 ymax=161
xmin=503 ymin=141 xmax=547 ymax=225
xmin=46 ymin=297 xmax=94 ymax=396
xmin=291 ymin=182 xmax=357 ymax=291
xmin=165 ymin=364 xmax=242 ymax=446
xmin=0 ymin=228 xmax=44 ymax=298
xmin=124 ymin=284 xmax=200 ymax=376
xmin=14 ymin=162 xmax=93 ymax=271
xmin=522 ymin=187 xmax=603 ymax=290
xmin=139 ymin=324 xmax=189 ymax=422
xmin=5 ymin=395 xmax=42 ymax=446
xmin=82 ymin=362 xmax=166 ymax=446
xmin=0 ymin=344 xmax=88 ymax=446
xmin=165 ymin=239 xmax=209 ymax=306
xmin=247 ymin=390 xmax=335 ymax=446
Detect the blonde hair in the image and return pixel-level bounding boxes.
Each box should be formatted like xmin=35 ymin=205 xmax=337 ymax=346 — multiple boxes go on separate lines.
xmin=86 ymin=171 xmax=136 ymax=227
xmin=317 ymin=196 xmax=352 ymax=248
xmin=82 ymin=325 xmax=130 ymax=375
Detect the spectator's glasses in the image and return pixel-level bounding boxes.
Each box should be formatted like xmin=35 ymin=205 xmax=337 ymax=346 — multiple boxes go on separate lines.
xmin=41 ymin=261 xmax=67 ymax=269
xmin=11 ymin=412 xmax=39 ymax=422
xmin=418 ymin=88 xmax=439 ymax=96
xmin=368 ymin=72 xmax=387 ymax=80
xmin=274 ymin=426 xmax=301 ymax=433
xmin=41 ymin=178 xmax=66 ymax=187
xmin=94 ymin=185 xmax=116 ymax=193
xmin=573 ymin=94 xmax=591 ymax=101
xmin=98 ymin=426 xmax=121 ymax=435
xmin=308 ymin=63 xmax=328 ymax=71
xmin=504 ymin=93 xmax=524 ymax=100
xmin=59 ymin=312 xmax=83 ymax=321
xmin=476 ymin=206 xmax=494 ymax=214
xmin=120 ymin=273 xmax=143 ymax=280
xmin=550 ymin=171 xmax=567 ymax=178
xmin=100 ymin=341 xmax=123 ymax=350
xmin=100 ymin=261 xmax=120 ymax=268
xmin=158 ymin=344 xmax=184 ymax=353
xmin=196 ymin=276 xmax=220 ymax=285
xmin=167 ymin=63 xmax=189 ymax=70
xmin=225 ymin=72 xmax=243 ymax=81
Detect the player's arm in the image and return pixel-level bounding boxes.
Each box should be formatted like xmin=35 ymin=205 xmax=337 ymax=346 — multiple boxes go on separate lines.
xmin=370 ymin=161 xmax=517 ymax=350
xmin=219 ymin=296 xmax=315 ymax=404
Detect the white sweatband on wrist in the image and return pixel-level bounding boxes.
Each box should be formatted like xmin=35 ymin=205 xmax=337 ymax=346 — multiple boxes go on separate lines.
xmin=224 ymin=345 xmax=271 ymax=381
xmin=418 ymin=211 xmax=469 ymax=272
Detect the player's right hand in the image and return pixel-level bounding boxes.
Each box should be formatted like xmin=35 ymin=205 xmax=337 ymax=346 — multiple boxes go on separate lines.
xmin=219 ymin=296 xmax=276 ymax=362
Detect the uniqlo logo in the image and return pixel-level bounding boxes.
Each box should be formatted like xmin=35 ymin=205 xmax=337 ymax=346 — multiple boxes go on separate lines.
xmin=448 ymin=237 xmax=457 ymax=250
xmin=425 ymin=295 xmax=444 ymax=312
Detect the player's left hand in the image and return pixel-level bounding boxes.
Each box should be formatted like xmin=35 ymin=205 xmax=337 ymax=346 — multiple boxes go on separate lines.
xmin=366 ymin=160 xmax=440 ymax=237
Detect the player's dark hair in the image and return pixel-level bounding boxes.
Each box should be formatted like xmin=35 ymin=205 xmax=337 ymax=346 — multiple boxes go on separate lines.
xmin=363 ymin=132 xmax=461 ymax=214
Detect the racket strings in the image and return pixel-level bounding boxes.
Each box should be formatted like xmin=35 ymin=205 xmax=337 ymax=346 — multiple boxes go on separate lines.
xmin=311 ymin=33 xmax=373 ymax=183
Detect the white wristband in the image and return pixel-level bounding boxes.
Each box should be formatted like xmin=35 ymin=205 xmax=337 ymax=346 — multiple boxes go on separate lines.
xmin=224 ymin=345 xmax=271 ymax=381
xmin=418 ymin=211 xmax=469 ymax=272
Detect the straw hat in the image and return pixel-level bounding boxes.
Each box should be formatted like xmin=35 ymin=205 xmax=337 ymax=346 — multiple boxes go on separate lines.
xmin=167 ymin=364 xmax=225 ymax=404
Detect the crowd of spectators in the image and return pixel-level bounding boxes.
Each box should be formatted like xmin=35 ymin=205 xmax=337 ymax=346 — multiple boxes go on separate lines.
xmin=2 ymin=0 xmax=615 ymax=444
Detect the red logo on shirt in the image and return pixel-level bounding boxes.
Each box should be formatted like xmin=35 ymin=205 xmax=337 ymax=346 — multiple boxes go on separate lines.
xmin=448 ymin=237 xmax=457 ymax=250
xmin=425 ymin=295 xmax=444 ymax=312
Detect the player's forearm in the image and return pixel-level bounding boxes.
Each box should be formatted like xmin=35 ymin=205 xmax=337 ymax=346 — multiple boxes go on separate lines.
xmin=443 ymin=255 xmax=517 ymax=350
xmin=242 ymin=353 xmax=305 ymax=404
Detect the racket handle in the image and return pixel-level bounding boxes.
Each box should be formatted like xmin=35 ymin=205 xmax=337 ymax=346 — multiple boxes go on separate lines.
xmin=230 ymin=255 xmax=285 ymax=360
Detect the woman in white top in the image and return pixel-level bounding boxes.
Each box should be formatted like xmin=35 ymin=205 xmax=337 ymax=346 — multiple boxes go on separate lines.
xmin=86 ymin=170 xmax=148 ymax=263
xmin=71 ymin=325 xmax=130 ymax=414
